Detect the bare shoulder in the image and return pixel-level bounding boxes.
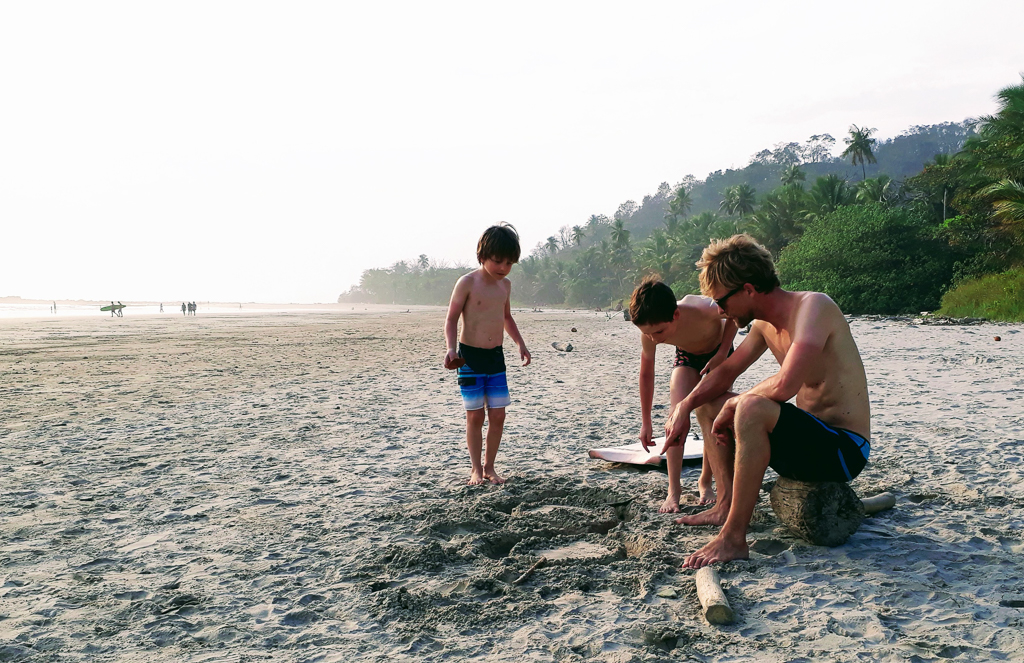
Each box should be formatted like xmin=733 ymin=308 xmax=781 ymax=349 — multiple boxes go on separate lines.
xmin=799 ymin=291 xmax=844 ymax=321
xmin=458 ymin=269 xmax=483 ymax=288
xmin=678 ymin=294 xmax=717 ymax=318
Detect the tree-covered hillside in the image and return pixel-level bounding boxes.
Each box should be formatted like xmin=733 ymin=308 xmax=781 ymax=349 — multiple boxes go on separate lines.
xmin=339 ymin=88 xmax=1024 ymax=320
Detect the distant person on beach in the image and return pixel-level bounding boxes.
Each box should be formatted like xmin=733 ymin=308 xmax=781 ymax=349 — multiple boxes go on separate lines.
xmin=660 ymin=234 xmax=870 ymax=569
xmin=629 ymin=277 xmax=738 ymax=513
xmin=160 ymin=303 xmax=163 ymax=313
xmin=444 ymin=223 xmax=531 ymax=485
xmin=182 ymin=302 xmax=187 ymax=316
xmin=117 ymin=301 xmax=124 ymax=317
xmin=110 ymin=301 xmax=117 ymax=317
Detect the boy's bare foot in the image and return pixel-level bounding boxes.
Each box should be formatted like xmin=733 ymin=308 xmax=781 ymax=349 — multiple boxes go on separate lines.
xmin=659 ymin=492 xmax=680 ymax=513
xmin=681 ymin=532 xmax=749 ymax=569
xmin=697 ymin=482 xmax=716 ymax=505
xmin=482 ymin=467 xmax=506 ymax=484
xmin=468 ymin=469 xmax=486 ymax=485
xmin=675 ymin=502 xmax=728 ymax=526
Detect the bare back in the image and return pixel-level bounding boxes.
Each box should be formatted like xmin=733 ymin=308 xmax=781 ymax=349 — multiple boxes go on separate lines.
xmin=749 ymin=292 xmax=870 ymax=438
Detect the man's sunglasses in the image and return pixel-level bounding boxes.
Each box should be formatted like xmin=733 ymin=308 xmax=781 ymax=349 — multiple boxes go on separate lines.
xmin=715 ymin=286 xmax=744 ymax=309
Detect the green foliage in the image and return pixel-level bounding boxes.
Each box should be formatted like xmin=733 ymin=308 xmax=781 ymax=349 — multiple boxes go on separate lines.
xmin=841 ymin=124 xmax=878 ymax=180
xmin=938 ymin=268 xmax=1024 ymax=321
xmin=338 ymin=260 xmax=469 ymax=305
xmin=777 ymin=205 xmax=955 ymax=314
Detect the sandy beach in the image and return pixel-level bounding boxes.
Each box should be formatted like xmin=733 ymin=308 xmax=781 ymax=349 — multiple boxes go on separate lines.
xmin=2 ymin=308 xmax=1023 ymax=662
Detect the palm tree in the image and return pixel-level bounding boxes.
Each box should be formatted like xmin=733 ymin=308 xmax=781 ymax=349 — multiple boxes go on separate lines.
xmin=747 ymin=184 xmax=813 ymax=256
xmin=734 ymin=184 xmax=757 ymax=215
xmin=546 ymin=236 xmax=560 ymax=255
xmin=809 ymin=174 xmax=855 ymax=217
xmin=981 ymin=179 xmax=1024 ymax=229
xmin=855 ymin=175 xmax=896 ymax=205
xmin=720 ymin=184 xmax=756 ymax=216
xmin=638 ymin=229 xmax=674 ymax=280
xmin=667 ymin=185 xmax=693 ymax=221
xmin=841 ymin=124 xmax=878 ymax=180
xmin=571 ymin=225 xmax=586 ymax=246
xmin=610 ymin=219 xmax=631 ymax=249
xmin=720 ymin=186 xmax=738 ymax=215
xmin=780 ymin=165 xmax=806 ymax=186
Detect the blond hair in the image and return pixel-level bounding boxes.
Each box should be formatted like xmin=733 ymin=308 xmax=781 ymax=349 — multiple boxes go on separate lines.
xmin=697 ymin=234 xmax=779 ymax=296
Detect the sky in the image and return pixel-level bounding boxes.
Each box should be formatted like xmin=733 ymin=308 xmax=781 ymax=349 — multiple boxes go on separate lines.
xmin=1 ymin=1 xmax=1022 ymax=303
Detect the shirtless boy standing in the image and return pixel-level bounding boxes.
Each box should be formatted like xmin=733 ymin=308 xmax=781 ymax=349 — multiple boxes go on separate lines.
xmin=444 ymin=223 xmax=531 ymax=485
xmin=629 ymin=277 xmax=737 ymax=512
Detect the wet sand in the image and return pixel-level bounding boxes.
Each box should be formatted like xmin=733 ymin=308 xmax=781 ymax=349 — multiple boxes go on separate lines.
xmin=1 ymin=309 xmax=1023 ymax=661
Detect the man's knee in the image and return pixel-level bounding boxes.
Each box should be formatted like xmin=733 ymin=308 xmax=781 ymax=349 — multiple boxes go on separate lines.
xmin=733 ymin=393 xmax=780 ymax=428
xmin=467 ymin=409 xmax=486 ymax=426
xmin=487 ymin=407 xmax=506 ymax=425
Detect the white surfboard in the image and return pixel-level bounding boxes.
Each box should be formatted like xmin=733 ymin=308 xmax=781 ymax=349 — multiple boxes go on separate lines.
xmin=588 ymin=435 xmax=703 ymax=466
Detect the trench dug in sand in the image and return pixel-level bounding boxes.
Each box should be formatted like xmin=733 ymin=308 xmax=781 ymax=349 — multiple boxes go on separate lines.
xmin=359 ymin=478 xmax=668 ymax=632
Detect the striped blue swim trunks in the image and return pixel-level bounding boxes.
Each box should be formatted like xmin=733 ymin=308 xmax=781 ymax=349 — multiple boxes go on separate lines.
xmin=456 ymin=365 xmax=511 ymax=411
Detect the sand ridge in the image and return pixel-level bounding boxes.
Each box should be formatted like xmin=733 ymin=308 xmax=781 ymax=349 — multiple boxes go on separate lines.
xmin=1 ymin=310 xmax=1023 ymax=661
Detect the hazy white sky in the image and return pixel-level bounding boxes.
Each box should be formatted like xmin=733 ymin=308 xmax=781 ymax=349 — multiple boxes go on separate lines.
xmin=2 ymin=1 xmax=1022 ymax=302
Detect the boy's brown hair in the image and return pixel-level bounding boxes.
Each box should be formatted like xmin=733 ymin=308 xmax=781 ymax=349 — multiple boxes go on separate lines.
xmin=629 ymin=276 xmax=677 ymax=326
xmin=697 ymin=234 xmax=779 ymax=296
xmin=477 ymin=223 xmax=521 ymax=264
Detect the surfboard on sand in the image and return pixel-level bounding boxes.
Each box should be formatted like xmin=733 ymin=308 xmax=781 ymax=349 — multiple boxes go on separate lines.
xmin=100 ymin=305 xmax=126 ymax=312
xmin=588 ymin=435 xmax=703 ymax=466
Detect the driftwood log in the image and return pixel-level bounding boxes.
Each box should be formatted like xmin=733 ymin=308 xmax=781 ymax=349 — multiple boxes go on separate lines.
xmin=769 ymin=477 xmax=865 ymax=546
xmin=862 ymin=492 xmax=896 ymax=515
xmin=695 ymin=567 xmax=734 ymax=624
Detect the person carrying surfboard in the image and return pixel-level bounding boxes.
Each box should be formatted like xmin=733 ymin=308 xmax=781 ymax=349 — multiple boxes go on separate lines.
xmin=443 ymin=223 xmax=531 ymax=486
xmin=666 ymin=234 xmax=871 ymax=569
xmin=630 ymin=277 xmax=738 ymax=513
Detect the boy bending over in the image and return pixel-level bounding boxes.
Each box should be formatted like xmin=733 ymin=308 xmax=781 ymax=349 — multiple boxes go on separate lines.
xmin=444 ymin=223 xmax=531 ymax=485
xmin=630 ymin=277 xmax=737 ymax=512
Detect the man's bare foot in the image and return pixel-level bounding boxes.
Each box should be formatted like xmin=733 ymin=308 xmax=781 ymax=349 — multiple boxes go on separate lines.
xmin=659 ymin=492 xmax=680 ymax=513
xmin=468 ymin=469 xmax=486 ymax=485
xmin=675 ymin=502 xmax=728 ymax=526
xmin=681 ymin=533 xmax=749 ymax=569
xmin=697 ymin=482 xmax=716 ymax=506
xmin=482 ymin=467 xmax=506 ymax=485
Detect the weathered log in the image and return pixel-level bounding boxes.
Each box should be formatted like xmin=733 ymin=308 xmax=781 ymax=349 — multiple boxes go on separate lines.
xmin=861 ymin=492 xmax=896 ymax=515
xmin=769 ymin=477 xmax=865 ymax=546
xmin=695 ymin=567 xmax=734 ymax=624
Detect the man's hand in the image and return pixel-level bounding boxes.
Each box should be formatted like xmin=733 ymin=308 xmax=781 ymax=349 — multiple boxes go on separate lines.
xmin=443 ymin=349 xmax=464 ymax=370
xmin=711 ymin=397 xmax=739 ymax=445
xmin=639 ymin=421 xmax=654 ymax=451
xmin=519 ymin=345 xmax=532 ymax=367
xmin=662 ymin=404 xmax=691 ymax=453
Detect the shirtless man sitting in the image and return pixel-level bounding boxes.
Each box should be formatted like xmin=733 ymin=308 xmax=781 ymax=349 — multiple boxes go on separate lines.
xmin=629 ymin=277 xmax=737 ymax=512
xmin=659 ymin=234 xmax=871 ymax=569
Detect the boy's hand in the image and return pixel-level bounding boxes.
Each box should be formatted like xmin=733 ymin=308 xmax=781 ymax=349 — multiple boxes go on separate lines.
xmin=444 ymin=349 xmax=464 ymax=370
xmin=700 ymin=352 xmax=727 ymax=377
xmin=519 ymin=345 xmax=531 ymax=367
xmin=639 ymin=421 xmax=653 ymax=451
